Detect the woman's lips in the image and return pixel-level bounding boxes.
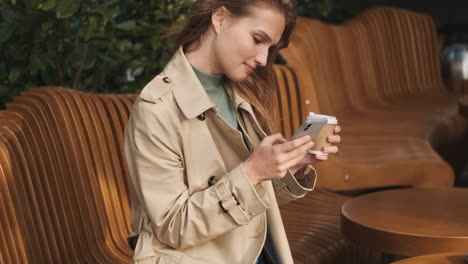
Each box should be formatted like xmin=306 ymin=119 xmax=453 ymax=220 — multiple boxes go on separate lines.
xmin=244 ymin=63 xmax=255 ymax=74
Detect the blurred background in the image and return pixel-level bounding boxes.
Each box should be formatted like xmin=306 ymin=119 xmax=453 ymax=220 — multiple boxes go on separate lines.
xmin=1 ymin=0 xmax=467 ymax=109
xmin=1 ymin=2 xmax=468 ymax=263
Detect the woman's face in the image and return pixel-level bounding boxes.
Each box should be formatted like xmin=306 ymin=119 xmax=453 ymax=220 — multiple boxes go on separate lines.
xmin=213 ymin=5 xmax=286 ymax=81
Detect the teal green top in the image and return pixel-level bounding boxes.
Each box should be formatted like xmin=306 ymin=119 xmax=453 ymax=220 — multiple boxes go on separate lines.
xmin=191 ymin=65 xmax=239 ymax=130
xmin=191 ymin=65 xmax=265 ymax=263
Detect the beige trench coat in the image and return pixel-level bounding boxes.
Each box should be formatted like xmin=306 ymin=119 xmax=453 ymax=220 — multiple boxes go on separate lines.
xmin=124 ymin=47 xmax=317 ymax=264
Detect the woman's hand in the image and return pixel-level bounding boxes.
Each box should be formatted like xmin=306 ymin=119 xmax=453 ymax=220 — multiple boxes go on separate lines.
xmin=242 ymin=133 xmax=314 ymax=185
xmin=290 ymin=125 xmax=342 ymax=174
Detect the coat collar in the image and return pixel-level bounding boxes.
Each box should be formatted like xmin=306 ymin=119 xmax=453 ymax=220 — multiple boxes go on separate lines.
xmin=162 ymin=47 xmax=252 ymax=119
xmin=163 ymin=47 xmax=214 ymax=119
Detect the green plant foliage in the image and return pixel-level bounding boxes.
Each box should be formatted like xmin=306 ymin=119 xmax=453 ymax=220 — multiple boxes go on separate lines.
xmin=296 ymin=0 xmax=374 ymax=24
xmin=0 ymin=0 xmax=373 ymax=109
xmin=0 ymin=0 xmax=193 ymax=108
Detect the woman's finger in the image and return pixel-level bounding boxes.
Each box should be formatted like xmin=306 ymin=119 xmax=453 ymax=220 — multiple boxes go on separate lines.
xmin=273 ymin=137 xmax=288 ymax=145
xmin=322 ymin=145 xmax=338 ymax=154
xmin=299 ymin=153 xmax=320 ymax=166
xmin=281 ymin=149 xmax=310 ymax=171
xmin=334 ymin=125 xmax=341 ymax=134
xmin=277 ymin=135 xmax=311 ymax=152
xmin=314 ymin=154 xmax=329 ymax=161
xmin=282 ymin=140 xmax=314 ymax=162
xmin=327 ymin=135 xmax=341 ymax=143
xmin=263 ymin=133 xmax=286 ymax=146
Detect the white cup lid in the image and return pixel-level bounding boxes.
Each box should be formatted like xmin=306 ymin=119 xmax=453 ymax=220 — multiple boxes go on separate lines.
xmin=307 ymin=113 xmax=338 ymax=124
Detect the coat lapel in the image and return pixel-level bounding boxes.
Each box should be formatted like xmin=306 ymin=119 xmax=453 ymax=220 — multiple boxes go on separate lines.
xmin=164 ymin=47 xmax=214 ymax=119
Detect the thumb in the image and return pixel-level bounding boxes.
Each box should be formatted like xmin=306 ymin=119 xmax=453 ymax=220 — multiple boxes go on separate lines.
xmin=262 ymin=133 xmax=287 ymax=146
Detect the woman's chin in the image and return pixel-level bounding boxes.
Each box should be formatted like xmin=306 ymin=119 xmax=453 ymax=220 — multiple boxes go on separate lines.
xmin=226 ymin=72 xmax=249 ymax=82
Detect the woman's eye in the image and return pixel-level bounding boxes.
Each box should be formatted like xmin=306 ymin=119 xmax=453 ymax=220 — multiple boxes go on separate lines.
xmin=253 ymin=37 xmax=261 ymax=44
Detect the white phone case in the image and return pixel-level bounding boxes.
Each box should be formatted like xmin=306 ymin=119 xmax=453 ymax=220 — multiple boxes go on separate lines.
xmin=291 ymin=117 xmax=328 ymax=140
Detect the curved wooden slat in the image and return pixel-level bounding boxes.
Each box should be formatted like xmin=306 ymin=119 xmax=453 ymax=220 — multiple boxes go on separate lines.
xmin=279 ymin=7 xmax=467 ymax=191
xmin=282 ymin=190 xmax=382 ymax=264
xmin=0 ymin=84 xmax=383 ymax=264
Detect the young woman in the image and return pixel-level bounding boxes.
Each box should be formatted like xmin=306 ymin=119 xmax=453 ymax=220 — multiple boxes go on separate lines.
xmin=124 ymin=0 xmax=341 ymax=263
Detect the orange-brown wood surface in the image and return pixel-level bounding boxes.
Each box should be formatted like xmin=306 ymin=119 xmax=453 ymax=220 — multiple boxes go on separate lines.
xmin=1 ymin=6 xmax=466 ymax=264
xmin=342 ymin=188 xmax=468 ymax=257
xmin=391 ymin=252 xmax=468 ymax=264
xmin=280 ymin=189 xmax=382 ymax=264
xmin=0 ymin=85 xmax=382 ymax=263
xmin=280 ymin=7 xmax=467 ymax=191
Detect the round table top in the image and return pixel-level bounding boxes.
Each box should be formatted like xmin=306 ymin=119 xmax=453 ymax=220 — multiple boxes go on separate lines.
xmin=341 ymin=188 xmax=468 ymax=257
xmin=391 ymin=252 xmax=468 ymax=264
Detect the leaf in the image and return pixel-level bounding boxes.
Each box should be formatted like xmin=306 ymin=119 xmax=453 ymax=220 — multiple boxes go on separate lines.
xmin=8 ymin=67 xmax=21 ymax=83
xmin=56 ymin=0 xmax=81 ymax=19
xmin=29 ymin=49 xmax=52 ymax=75
xmin=97 ymin=53 xmax=118 ymax=65
xmin=67 ymin=42 xmax=82 ymax=67
xmin=29 ymin=54 xmax=43 ymax=75
xmin=116 ymin=40 xmax=132 ymax=52
xmin=40 ymin=67 xmax=55 ymax=84
xmin=81 ymin=16 xmax=103 ymax=41
xmin=79 ymin=43 xmax=97 ymax=70
xmin=94 ymin=6 xmax=120 ymax=22
xmin=114 ymin=20 xmax=136 ymax=31
xmin=154 ymin=10 xmax=167 ymax=20
xmin=317 ymin=0 xmax=334 ymax=17
xmin=1 ymin=0 xmax=224 ymax=100
xmin=0 ymin=24 xmax=15 ymax=45
xmin=7 ymin=44 xmax=28 ymax=60
xmin=46 ymin=38 xmax=59 ymax=58
xmin=38 ymin=0 xmax=57 ymax=11
xmin=25 ymin=0 xmax=39 ymax=8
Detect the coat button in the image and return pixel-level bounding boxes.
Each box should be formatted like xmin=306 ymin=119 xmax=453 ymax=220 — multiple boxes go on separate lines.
xmin=162 ymin=77 xmax=172 ymax=83
xmin=208 ymin=176 xmax=216 ymax=186
xmin=197 ymin=113 xmax=206 ymax=121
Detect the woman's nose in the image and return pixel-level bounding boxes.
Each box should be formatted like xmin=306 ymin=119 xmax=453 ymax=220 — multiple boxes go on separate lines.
xmin=254 ymin=47 xmax=269 ymax=67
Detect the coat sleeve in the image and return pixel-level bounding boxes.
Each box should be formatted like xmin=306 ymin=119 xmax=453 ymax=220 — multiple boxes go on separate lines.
xmin=124 ymin=96 xmax=271 ymax=250
xmin=272 ymin=166 xmax=317 ymax=206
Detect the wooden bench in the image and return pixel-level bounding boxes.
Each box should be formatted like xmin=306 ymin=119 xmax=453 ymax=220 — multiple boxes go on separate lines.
xmin=279 ymin=7 xmax=468 ymax=191
xmin=0 ymin=82 xmax=381 ymax=263
xmin=5 ymin=7 xmax=456 ymax=263
xmin=274 ymin=65 xmax=382 ymax=263
xmin=0 ymin=87 xmax=137 ymax=263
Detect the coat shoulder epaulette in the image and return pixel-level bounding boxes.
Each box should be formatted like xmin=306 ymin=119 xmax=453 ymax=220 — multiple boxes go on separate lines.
xmin=139 ymin=74 xmax=175 ymax=104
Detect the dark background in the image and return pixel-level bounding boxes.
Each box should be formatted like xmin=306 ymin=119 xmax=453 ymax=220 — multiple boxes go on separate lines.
xmin=375 ymin=0 xmax=468 ymax=26
xmin=374 ymin=0 xmax=468 ymax=45
xmin=1 ymin=0 xmax=467 ymax=109
xmin=375 ymin=0 xmax=468 ymax=186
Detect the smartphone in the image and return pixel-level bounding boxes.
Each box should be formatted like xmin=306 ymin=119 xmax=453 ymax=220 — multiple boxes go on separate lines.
xmin=291 ymin=116 xmax=327 ymax=140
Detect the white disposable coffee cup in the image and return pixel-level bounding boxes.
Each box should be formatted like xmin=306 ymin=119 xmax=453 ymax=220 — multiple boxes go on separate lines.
xmin=308 ymin=114 xmax=338 ymax=156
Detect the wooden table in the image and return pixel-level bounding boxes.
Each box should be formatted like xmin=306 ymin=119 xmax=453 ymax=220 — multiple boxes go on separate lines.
xmin=391 ymin=252 xmax=468 ymax=264
xmin=460 ymin=94 xmax=468 ymax=119
xmin=341 ymin=188 xmax=468 ymax=257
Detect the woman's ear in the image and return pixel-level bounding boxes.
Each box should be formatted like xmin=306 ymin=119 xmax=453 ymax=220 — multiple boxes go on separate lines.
xmin=211 ymin=6 xmax=230 ymax=34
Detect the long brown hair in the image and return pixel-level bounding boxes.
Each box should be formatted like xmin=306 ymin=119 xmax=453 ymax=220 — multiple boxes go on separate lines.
xmin=172 ymin=0 xmax=297 ymax=135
